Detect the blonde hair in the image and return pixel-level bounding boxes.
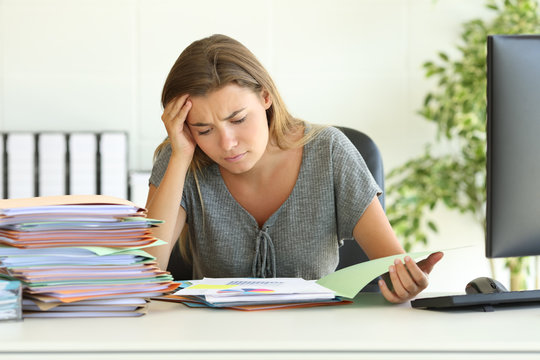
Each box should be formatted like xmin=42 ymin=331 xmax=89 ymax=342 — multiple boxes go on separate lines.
xmin=154 ymin=34 xmax=324 ymax=261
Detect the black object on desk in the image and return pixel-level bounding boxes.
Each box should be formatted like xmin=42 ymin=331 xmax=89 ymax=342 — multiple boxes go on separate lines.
xmin=411 ymin=289 xmax=540 ymax=312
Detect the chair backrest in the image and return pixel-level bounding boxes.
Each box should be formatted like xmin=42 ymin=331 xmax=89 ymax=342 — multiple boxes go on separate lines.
xmin=166 ymin=126 xmax=385 ymax=280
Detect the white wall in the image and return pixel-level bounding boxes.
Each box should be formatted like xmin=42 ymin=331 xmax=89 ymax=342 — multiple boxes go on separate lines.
xmin=1 ymin=0 xmax=505 ymax=291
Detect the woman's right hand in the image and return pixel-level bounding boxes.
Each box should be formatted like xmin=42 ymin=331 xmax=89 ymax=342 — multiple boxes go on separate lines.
xmin=161 ymin=94 xmax=195 ymax=159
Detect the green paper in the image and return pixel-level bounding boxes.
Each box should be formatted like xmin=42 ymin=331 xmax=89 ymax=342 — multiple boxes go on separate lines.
xmin=316 ymin=250 xmax=435 ymax=298
xmin=81 ymin=239 xmax=166 ymax=256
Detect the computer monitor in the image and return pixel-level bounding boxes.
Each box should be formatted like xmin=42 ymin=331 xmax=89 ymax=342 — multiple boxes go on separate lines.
xmin=486 ymin=34 xmax=540 ymax=258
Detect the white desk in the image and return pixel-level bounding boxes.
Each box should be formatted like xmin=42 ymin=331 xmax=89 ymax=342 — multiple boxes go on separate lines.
xmin=1 ymin=293 xmax=540 ymax=359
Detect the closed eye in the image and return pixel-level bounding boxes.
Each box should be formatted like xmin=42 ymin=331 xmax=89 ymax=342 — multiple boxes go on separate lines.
xmin=198 ymin=128 xmax=211 ymax=136
xmin=232 ymin=116 xmax=246 ymax=124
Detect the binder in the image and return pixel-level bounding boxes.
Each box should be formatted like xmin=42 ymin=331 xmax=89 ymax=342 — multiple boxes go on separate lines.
xmin=68 ymin=133 xmax=97 ymax=195
xmin=38 ymin=133 xmax=66 ymax=196
xmin=100 ymin=132 xmax=128 ymax=199
xmin=6 ymin=133 xmax=35 ymax=199
xmin=2 ymin=132 xmax=130 ymax=199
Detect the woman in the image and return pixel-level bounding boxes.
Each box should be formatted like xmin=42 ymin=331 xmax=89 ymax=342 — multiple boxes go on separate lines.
xmin=146 ymin=34 xmax=442 ymax=303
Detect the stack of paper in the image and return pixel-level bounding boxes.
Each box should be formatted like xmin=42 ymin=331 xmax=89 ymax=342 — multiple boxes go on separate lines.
xmin=156 ymin=277 xmax=352 ymax=311
xmin=0 ymin=195 xmax=178 ymax=317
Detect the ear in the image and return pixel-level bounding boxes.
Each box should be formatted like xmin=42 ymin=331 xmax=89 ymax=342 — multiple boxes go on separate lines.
xmin=260 ymin=89 xmax=272 ymax=110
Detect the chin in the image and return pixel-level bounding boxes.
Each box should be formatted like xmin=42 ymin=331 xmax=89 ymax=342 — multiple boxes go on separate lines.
xmin=221 ymin=163 xmax=253 ymax=175
xmin=220 ymin=156 xmax=259 ymax=174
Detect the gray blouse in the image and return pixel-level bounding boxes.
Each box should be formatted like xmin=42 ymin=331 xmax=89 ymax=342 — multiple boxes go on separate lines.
xmin=149 ymin=126 xmax=381 ymax=280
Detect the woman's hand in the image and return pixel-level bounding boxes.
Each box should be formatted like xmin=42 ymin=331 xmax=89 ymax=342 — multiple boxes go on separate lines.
xmin=161 ymin=94 xmax=196 ymax=159
xmin=378 ymin=251 xmax=444 ymax=304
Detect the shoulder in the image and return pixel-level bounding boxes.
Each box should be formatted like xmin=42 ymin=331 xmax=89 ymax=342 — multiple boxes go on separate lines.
xmin=311 ymin=124 xmax=349 ymax=140
xmin=305 ymin=126 xmax=372 ymax=174
xmin=300 ymin=126 xmax=358 ymax=171
xmin=305 ymin=125 xmax=353 ymax=152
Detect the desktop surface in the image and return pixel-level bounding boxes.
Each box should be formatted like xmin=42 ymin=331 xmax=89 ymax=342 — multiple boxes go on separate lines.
xmin=1 ymin=293 xmax=540 ymax=359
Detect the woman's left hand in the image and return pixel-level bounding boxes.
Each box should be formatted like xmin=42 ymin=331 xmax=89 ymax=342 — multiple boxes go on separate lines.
xmin=378 ymin=252 xmax=444 ymax=304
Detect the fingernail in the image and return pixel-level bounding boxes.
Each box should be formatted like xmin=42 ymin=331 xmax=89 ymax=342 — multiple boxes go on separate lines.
xmin=389 ymin=265 xmax=395 ymax=273
xmin=405 ymin=256 xmax=412 ymax=263
xmin=394 ymin=258 xmax=401 ymax=265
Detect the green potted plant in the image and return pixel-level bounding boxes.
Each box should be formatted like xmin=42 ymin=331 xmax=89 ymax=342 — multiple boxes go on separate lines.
xmin=386 ymin=0 xmax=540 ymax=290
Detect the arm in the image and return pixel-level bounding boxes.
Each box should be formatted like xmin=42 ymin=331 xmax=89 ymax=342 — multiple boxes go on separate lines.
xmin=145 ymin=177 xmax=188 ymax=270
xmin=145 ymin=94 xmax=194 ymax=270
xmin=353 ymin=196 xmax=443 ymax=303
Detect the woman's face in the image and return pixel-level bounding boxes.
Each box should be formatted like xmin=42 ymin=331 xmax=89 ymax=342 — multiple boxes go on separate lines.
xmin=186 ymin=83 xmax=272 ymax=175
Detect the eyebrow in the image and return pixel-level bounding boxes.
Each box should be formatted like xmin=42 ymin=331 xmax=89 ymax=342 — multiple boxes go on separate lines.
xmin=189 ymin=108 xmax=246 ymax=127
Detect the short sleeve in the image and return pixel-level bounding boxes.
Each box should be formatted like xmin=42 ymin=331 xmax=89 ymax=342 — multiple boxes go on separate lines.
xmin=331 ymin=129 xmax=382 ymax=240
xmin=148 ymin=143 xmax=172 ymax=188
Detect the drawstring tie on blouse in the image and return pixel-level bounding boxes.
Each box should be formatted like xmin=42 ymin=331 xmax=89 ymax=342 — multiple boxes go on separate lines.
xmin=252 ymin=227 xmax=276 ymax=278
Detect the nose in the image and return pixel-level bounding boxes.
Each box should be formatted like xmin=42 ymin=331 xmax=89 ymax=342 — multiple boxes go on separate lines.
xmin=219 ymin=127 xmax=238 ymax=151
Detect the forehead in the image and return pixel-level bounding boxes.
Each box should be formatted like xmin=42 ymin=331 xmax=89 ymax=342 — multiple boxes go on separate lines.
xmin=188 ymin=84 xmax=258 ymax=119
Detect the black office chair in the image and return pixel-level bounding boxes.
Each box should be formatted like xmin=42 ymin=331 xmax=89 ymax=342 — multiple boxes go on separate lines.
xmin=167 ymin=233 xmax=192 ymax=281
xmin=166 ymin=126 xmax=385 ymax=282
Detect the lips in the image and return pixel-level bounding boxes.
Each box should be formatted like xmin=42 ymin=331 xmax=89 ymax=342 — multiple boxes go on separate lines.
xmin=224 ymin=152 xmax=246 ymax=162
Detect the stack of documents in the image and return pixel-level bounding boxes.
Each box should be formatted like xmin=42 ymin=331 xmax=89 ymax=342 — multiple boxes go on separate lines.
xmin=0 ymin=195 xmax=178 ymax=317
xmin=156 ymin=277 xmax=352 ymax=311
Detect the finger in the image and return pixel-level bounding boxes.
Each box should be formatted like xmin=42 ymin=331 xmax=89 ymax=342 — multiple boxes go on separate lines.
xmin=417 ymin=252 xmax=444 ymax=275
xmin=177 ymin=99 xmax=192 ymax=126
xmin=378 ymin=279 xmax=403 ymax=304
xmin=165 ymin=98 xmax=192 ymax=134
xmin=162 ymin=96 xmax=181 ymax=118
xmin=393 ymin=258 xmax=420 ymax=295
xmin=388 ymin=262 xmax=411 ymax=300
xmin=403 ymin=256 xmax=429 ymax=289
xmin=162 ymin=94 xmax=189 ymax=121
